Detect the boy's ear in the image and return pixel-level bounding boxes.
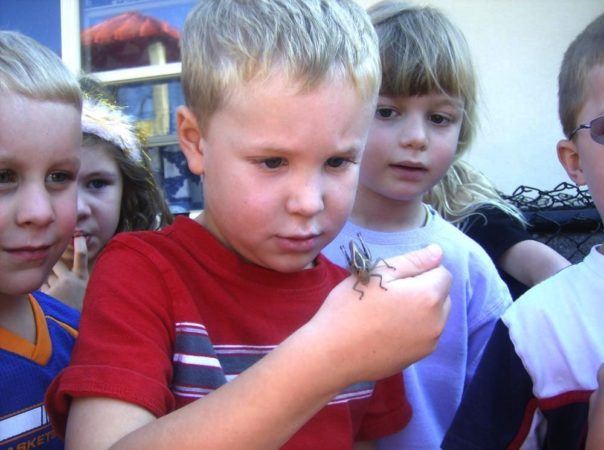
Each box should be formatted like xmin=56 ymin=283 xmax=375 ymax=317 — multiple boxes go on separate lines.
xmin=177 ymin=106 xmax=205 ymax=175
xmin=557 ymin=139 xmax=587 ymax=186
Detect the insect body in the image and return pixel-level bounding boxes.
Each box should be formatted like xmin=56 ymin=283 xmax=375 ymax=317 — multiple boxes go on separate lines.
xmin=340 ymin=233 xmax=395 ymax=300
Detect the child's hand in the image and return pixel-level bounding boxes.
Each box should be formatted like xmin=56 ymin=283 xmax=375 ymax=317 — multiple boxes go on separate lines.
xmin=307 ymin=244 xmax=451 ymax=386
xmin=587 ymin=363 xmax=604 ymax=449
xmin=42 ymin=235 xmax=89 ymax=310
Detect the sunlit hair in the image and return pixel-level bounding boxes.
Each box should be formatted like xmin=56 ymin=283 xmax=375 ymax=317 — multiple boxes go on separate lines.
xmin=425 ymin=159 xmax=527 ymax=227
xmin=0 ymin=30 xmax=81 ymax=110
xmin=368 ymin=0 xmax=476 ymax=155
xmin=181 ymin=0 xmax=380 ymax=130
xmin=366 ymin=1 xmax=515 ymax=225
xmin=558 ymin=13 xmax=604 ymax=139
xmin=81 ymin=98 xmax=173 ymax=232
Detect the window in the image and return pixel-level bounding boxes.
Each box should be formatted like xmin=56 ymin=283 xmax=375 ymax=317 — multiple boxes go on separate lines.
xmin=64 ymin=0 xmax=201 ymax=213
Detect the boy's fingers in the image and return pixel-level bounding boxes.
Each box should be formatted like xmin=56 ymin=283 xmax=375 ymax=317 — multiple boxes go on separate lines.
xmin=378 ymin=244 xmax=444 ymax=280
xmin=72 ymin=235 xmax=89 ymax=279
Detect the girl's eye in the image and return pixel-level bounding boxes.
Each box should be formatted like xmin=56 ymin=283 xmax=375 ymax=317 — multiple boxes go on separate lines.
xmin=261 ymin=157 xmax=285 ymax=169
xmin=326 ymin=157 xmax=354 ymax=168
xmin=88 ymin=179 xmax=109 ymax=190
xmin=430 ymin=114 xmax=452 ymax=125
xmin=46 ymin=171 xmax=72 ymax=184
xmin=0 ymin=170 xmax=17 ymax=184
xmin=375 ymin=107 xmax=397 ymax=119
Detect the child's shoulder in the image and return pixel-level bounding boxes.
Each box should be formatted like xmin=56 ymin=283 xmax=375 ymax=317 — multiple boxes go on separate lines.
xmin=501 ymin=249 xmax=604 ymax=396
xmin=429 ymin=211 xmax=495 ymax=262
xmin=31 ymin=290 xmax=79 ymax=328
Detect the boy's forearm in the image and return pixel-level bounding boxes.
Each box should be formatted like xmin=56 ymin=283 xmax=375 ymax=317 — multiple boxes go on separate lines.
xmin=105 ymin=325 xmax=341 ymax=450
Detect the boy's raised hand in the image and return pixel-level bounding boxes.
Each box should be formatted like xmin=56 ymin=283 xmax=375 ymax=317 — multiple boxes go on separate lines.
xmin=308 ymin=244 xmax=451 ymax=385
xmin=43 ymin=235 xmax=89 ymax=310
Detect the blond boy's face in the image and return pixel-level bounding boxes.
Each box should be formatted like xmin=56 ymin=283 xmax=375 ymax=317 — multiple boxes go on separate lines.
xmin=557 ymin=64 xmax=604 ymax=227
xmin=0 ymin=93 xmax=81 ymax=300
xmin=179 ymin=73 xmax=373 ymax=272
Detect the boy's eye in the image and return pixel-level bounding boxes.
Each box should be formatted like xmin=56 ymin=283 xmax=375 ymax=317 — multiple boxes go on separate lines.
xmin=375 ymin=107 xmax=397 ymax=119
xmin=0 ymin=170 xmax=17 ymax=184
xmin=261 ymin=157 xmax=285 ymax=169
xmin=46 ymin=171 xmax=73 ymax=184
xmin=326 ymin=157 xmax=354 ymax=168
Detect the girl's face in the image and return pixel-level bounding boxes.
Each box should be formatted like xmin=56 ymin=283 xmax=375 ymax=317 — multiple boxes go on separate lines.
xmin=63 ymin=143 xmax=123 ymax=268
xmin=357 ymin=92 xmax=464 ymax=207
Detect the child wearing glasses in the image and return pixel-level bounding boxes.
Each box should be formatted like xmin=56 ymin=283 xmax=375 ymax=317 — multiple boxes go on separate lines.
xmin=322 ymin=2 xmax=512 ymax=449
xmin=442 ymin=12 xmax=604 ymax=450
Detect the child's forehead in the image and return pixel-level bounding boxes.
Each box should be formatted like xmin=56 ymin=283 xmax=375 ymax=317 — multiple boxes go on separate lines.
xmin=0 ymin=92 xmax=81 ymax=161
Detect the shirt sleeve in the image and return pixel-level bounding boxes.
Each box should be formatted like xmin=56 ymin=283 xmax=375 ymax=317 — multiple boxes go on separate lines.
xmin=442 ymin=320 xmax=537 ymax=450
xmin=355 ymin=373 xmax=411 ymax=441
xmin=45 ymin=237 xmax=178 ymax=438
xmin=463 ymin=206 xmax=531 ymax=262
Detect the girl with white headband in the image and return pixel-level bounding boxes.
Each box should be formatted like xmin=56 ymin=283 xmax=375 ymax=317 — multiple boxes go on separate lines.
xmin=43 ymin=96 xmax=173 ymax=310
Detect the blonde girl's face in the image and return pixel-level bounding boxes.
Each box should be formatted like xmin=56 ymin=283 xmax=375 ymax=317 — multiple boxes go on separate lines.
xmin=62 ymin=143 xmax=123 ymax=269
xmin=358 ymin=92 xmax=464 ymax=207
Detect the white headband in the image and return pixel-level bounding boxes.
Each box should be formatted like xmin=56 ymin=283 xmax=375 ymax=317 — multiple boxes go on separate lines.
xmin=81 ymin=99 xmax=143 ymax=162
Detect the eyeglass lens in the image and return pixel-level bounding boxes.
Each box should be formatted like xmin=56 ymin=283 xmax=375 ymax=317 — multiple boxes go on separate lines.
xmin=591 ymin=117 xmax=604 ymax=144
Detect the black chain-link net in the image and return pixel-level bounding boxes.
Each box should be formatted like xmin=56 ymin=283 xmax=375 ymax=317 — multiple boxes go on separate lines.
xmin=502 ymin=182 xmax=603 ymax=263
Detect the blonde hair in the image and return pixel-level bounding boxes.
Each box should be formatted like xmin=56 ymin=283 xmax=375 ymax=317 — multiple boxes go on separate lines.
xmin=366 ymin=2 xmax=520 ymax=226
xmin=425 ymin=159 xmax=527 ymax=227
xmin=368 ymin=0 xmax=476 ymax=155
xmin=181 ymin=0 xmax=380 ymax=130
xmin=558 ymin=13 xmax=604 ymax=139
xmin=0 ymin=31 xmax=81 ymax=111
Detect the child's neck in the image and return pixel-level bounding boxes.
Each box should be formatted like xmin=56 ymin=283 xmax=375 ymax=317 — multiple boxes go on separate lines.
xmin=0 ymin=293 xmax=36 ymax=343
xmin=350 ymin=192 xmax=427 ymax=232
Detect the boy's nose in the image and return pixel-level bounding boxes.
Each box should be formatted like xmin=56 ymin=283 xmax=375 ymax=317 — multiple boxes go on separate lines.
xmin=285 ymin=175 xmax=325 ymax=217
xmin=16 ymin=185 xmax=55 ymax=227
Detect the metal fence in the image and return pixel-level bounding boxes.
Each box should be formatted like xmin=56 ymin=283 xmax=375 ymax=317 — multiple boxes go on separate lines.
xmin=504 ymin=182 xmax=603 ymax=263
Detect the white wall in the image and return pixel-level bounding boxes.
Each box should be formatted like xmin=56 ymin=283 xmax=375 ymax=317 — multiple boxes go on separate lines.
xmin=357 ymin=0 xmax=603 ymax=194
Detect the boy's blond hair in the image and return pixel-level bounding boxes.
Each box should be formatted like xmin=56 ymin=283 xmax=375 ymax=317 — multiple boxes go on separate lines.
xmin=558 ymin=13 xmax=604 ymax=139
xmin=0 ymin=31 xmax=81 ymax=111
xmin=181 ymin=0 xmax=380 ymax=130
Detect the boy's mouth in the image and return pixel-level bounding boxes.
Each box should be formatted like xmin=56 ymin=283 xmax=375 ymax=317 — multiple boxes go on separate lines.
xmin=6 ymin=245 xmax=52 ymax=263
xmin=275 ymin=233 xmax=321 ymax=253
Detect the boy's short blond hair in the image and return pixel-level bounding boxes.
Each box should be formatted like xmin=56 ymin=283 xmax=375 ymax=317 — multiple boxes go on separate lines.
xmin=181 ymin=0 xmax=380 ymax=130
xmin=0 ymin=30 xmax=81 ymax=111
xmin=558 ymin=13 xmax=604 ymax=139
xmin=368 ymin=0 xmax=476 ymax=156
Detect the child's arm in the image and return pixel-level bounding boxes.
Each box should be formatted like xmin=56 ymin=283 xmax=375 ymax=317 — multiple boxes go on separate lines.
xmin=498 ymin=239 xmax=570 ymax=287
xmin=63 ymin=245 xmax=451 ymax=450
xmin=587 ymin=364 xmax=604 ymax=450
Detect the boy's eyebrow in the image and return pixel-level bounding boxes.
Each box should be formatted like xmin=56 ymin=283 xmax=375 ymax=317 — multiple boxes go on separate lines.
xmin=244 ymin=141 xmax=365 ymax=156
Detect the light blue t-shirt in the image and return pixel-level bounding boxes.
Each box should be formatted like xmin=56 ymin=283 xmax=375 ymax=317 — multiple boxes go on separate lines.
xmin=322 ymin=206 xmax=512 ymax=449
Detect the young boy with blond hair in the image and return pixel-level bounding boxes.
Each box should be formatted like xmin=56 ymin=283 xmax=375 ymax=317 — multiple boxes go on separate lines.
xmin=45 ymin=1 xmax=452 ymax=449
xmin=442 ymin=12 xmax=604 ymax=450
xmin=0 ymin=31 xmax=81 ymax=450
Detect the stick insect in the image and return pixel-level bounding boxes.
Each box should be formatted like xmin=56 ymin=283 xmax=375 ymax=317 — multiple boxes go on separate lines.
xmin=340 ymin=233 xmax=396 ymax=300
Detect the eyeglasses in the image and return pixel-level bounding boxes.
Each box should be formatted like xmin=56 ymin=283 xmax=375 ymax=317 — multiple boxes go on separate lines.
xmin=569 ymin=116 xmax=604 ymax=144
